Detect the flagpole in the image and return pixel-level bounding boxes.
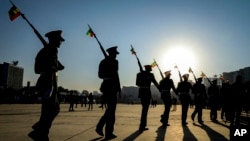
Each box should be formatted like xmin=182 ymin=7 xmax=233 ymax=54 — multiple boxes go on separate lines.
xmin=154 ymin=59 xmax=164 ymax=79
xmin=131 ymin=45 xmax=143 ymax=72
xmin=202 ymin=71 xmax=212 ymax=85
xmin=88 ymin=24 xmax=108 ymax=58
xmin=9 ymin=0 xmax=47 ymax=46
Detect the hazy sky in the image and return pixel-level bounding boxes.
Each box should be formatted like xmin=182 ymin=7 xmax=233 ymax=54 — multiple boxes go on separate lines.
xmin=1 ymin=0 xmax=250 ymax=92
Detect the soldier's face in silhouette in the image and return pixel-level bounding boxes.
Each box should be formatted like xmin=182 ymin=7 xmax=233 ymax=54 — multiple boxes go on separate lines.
xmin=109 ymin=53 xmax=117 ymax=59
xmin=49 ymin=38 xmax=62 ymax=48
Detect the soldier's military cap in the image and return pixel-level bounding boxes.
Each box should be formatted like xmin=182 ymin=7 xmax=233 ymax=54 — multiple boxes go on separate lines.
xmin=144 ymin=65 xmax=152 ymax=70
xmin=45 ymin=30 xmax=65 ymax=41
xmin=164 ymin=70 xmax=171 ymax=76
xmin=182 ymin=74 xmax=189 ymax=78
xmin=106 ymin=46 xmax=119 ymax=54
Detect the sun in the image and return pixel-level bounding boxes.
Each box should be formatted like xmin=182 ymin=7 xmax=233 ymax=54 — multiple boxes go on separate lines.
xmin=161 ymin=44 xmax=197 ymax=74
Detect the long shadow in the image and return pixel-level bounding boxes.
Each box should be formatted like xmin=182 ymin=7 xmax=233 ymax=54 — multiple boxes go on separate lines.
xmin=193 ymin=123 xmax=229 ymax=141
xmin=212 ymin=120 xmax=230 ymax=129
xmin=155 ymin=126 xmax=167 ymax=141
xmin=182 ymin=126 xmax=198 ymax=141
xmin=122 ymin=130 xmax=142 ymax=141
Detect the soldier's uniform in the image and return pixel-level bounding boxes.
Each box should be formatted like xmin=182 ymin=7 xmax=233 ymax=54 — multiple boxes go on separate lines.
xmin=208 ymin=79 xmax=220 ymax=121
xmin=29 ymin=30 xmax=65 ymax=141
xmin=159 ymin=70 xmax=177 ymax=127
xmin=136 ymin=65 xmax=159 ymax=132
xmin=96 ymin=46 xmax=121 ymax=140
xmin=191 ymin=77 xmax=207 ymax=124
xmin=177 ymin=74 xmax=192 ymax=125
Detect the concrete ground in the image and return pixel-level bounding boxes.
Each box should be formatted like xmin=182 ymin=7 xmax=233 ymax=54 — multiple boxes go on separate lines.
xmin=0 ymin=104 xmax=233 ymax=141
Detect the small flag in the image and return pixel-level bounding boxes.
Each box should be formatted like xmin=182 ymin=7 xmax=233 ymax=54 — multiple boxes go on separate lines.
xmin=9 ymin=5 xmax=21 ymax=21
xmin=130 ymin=46 xmax=136 ymax=55
xmin=201 ymin=72 xmax=206 ymax=78
xmin=151 ymin=60 xmax=157 ymax=68
xmin=86 ymin=28 xmax=95 ymax=37
xmin=188 ymin=67 xmax=193 ymax=73
xmin=174 ymin=65 xmax=178 ymax=69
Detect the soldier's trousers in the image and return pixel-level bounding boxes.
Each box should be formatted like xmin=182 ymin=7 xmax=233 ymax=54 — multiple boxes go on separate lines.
xmin=191 ymin=104 xmax=203 ymax=121
xmin=139 ymin=97 xmax=151 ymax=129
xmin=161 ymin=95 xmax=172 ymax=124
xmin=180 ymin=95 xmax=190 ymax=124
xmin=96 ymin=95 xmax=117 ymax=136
xmin=32 ymin=92 xmax=60 ymax=136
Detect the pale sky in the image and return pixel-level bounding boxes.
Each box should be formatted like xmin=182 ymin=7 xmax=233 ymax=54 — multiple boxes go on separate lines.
xmin=1 ymin=0 xmax=250 ymax=92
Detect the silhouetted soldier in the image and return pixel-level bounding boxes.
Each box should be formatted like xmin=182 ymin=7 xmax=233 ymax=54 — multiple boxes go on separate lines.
xmin=88 ymin=92 xmax=94 ymax=110
xmin=69 ymin=91 xmax=74 ymax=111
xmin=191 ymin=77 xmax=207 ymax=124
xmin=230 ymin=75 xmax=246 ymax=126
xmin=159 ymin=70 xmax=177 ymax=127
xmin=208 ymin=79 xmax=220 ymax=122
xmin=28 ymin=30 xmax=65 ymax=141
xmin=177 ymin=74 xmax=192 ymax=126
xmin=220 ymin=80 xmax=231 ymax=121
xmin=136 ymin=65 xmax=160 ymax=132
xmin=95 ymin=46 xmax=121 ymax=140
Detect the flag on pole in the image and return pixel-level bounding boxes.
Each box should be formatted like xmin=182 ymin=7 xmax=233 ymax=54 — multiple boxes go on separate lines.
xmin=188 ymin=67 xmax=193 ymax=73
xmin=130 ymin=46 xmax=136 ymax=55
xmin=201 ymin=72 xmax=206 ymax=78
xmin=86 ymin=28 xmax=95 ymax=37
xmin=8 ymin=5 xmax=21 ymax=21
xmin=151 ymin=60 xmax=157 ymax=68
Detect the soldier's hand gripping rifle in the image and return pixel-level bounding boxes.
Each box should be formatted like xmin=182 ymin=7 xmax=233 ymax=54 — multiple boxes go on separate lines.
xmin=87 ymin=24 xmax=108 ymax=58
xmin=10 ymin=0 xmax=47 ymax=46
xmin=130 ymin=45 xmax=143 ymax=72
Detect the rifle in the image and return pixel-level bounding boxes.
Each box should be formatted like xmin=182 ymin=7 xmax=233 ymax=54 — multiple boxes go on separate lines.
xmin=153 ymin=59 xmax=164 ymax=79
xmin=88 ymin=24 xmax=108 ymax=58
xmin=10 ymin=0 xmax=47 ymax=46
xmin=131 ymin=45 xmax=143 ymax=72
xmin=175 ymin=65 xmax=183 ymax=82
xmin=201 ymin=71 xmax=212 ymax=85
xmin=189 ymin=67 xmax=197 ymax=83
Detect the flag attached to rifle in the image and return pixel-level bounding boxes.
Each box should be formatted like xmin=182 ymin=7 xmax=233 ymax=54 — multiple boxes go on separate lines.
xmin=188 ymin=67 xmax=193 ymax=73
xmin=130 ymin=46 xmax=136 ymax=55
xmin=151 ymin=60 xmax=157 ymax=68
xmin=201 ymin=72 xmax=206 ymax=78
xmin=86 ymin=28 xmax=95 ymax=37
xmin=8 ymin=5 xmax=21 ymax=21
xmin=174 ymin=65 xmax=178 ymax=69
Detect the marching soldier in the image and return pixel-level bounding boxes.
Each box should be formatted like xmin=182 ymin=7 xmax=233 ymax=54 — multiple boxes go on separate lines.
xmin=136 ymin=65 xmax=160 ymax=132
xmin=191 ymin=77 xmax=207 ymax=124
xmin=96 ymin=46 xmax=121 ymax=140
xmin=177 ymin=74 xmax=192 ymax=126
xmin=208 ymin=79 xmax=220 ymax=122
xmin=159 ymin=70 xmax=177 ymax=127
xmin=28 ymin=30 xmax=65 ymax=141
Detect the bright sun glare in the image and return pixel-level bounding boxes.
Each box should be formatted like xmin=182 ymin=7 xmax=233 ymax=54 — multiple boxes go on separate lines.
xmin=161 ymin=44 xmax=197 ymax=74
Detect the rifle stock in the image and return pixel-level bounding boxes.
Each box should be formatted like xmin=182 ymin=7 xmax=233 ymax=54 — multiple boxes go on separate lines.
xmin=136 ymin=55 xmax=143 ymax=72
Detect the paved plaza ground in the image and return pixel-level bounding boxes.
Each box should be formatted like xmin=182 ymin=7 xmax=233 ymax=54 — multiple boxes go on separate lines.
xmin=0 ymin=104 xmax=239 ymax=141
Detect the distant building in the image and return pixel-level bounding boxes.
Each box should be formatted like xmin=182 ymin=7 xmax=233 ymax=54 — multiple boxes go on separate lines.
xmin=0 ymin=62 xmax=24 ymax=89
xmin=223 ymin=67 xmax=250 ymax=84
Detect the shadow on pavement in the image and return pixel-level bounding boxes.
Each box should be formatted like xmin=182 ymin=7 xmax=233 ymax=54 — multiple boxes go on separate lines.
xmin=122 ymin=130 xmax=142 ymax=141
xmin=182 ymin=125 xmax=198 ymax=141
xmin=155 ymin=126 xmax=167 ymax=141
